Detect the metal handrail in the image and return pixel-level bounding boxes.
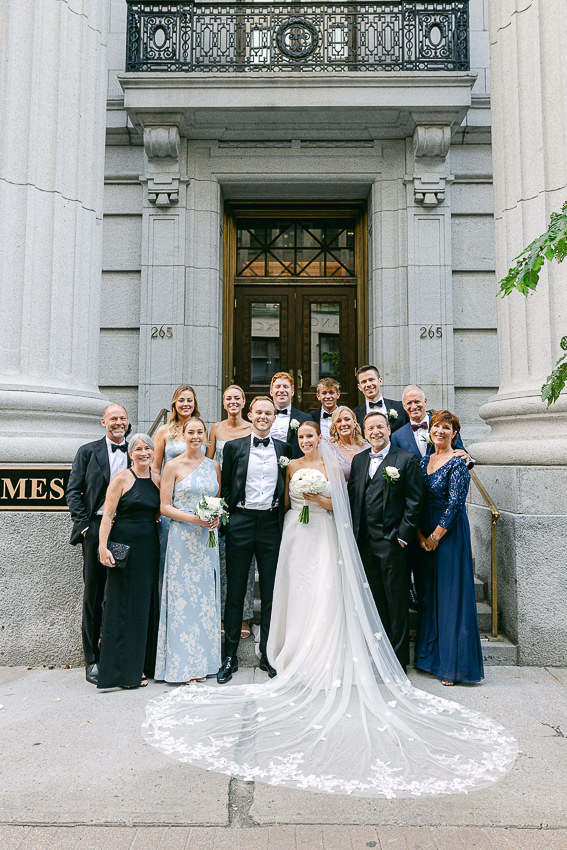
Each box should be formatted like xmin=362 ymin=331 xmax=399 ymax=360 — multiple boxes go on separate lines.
xmin=148 ymin=408 xmax=169 ymax=437
xmin=469 ymin=468 xmax=501 ymax=640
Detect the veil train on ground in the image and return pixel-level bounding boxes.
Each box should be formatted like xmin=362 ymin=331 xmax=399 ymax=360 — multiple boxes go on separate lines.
xmin=142 ymin=443 xmax=517 ymax=798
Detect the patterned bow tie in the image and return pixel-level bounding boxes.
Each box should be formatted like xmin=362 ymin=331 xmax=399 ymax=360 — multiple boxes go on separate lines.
xmin=368 ymin=400 xmax=384 ymax=408
xmin=411 ymin=421 xmax=428 ymax=432
xmin=253 ymin=437 xmax=270 ymax=448
xmin=275 ymin=409 xmax=289 ymax=415
xmin=111 ymin=443 xmax=128 ymax=453
xmin=322 ymin=411 xmax=333 ymax=419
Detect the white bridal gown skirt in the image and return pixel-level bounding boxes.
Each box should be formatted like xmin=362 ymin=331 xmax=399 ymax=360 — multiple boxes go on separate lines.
xmin=268 ymin=498 xmax=344 ymax=682
xmin=143 ymin=481 xmax=517 ymax=798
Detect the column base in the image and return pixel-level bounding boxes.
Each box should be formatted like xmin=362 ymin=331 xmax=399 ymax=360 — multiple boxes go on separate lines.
xmin=0 ymin=388 xmax=109 ymax=463
xmin=469 ymin=392 xmax=567 ymax=465
xmin=468 ymin=464 xmax=567 ymax=665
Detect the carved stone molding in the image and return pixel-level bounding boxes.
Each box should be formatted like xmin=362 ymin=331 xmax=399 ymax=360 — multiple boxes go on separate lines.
xmin=142 ymin=125 xmax=183 ymax=207
xmin=413 ymin=125 xmax=451 ymax=159
xmin=410 ymin=124 xmax=452 ymax=207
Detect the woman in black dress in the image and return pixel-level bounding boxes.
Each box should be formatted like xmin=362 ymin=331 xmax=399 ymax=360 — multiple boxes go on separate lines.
xmin=98 ymin=433 xmax=161 ymax=689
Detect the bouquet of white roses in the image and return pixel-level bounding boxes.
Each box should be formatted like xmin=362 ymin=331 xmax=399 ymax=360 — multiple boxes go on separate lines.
xmin=195 ymin=494 xmax=229 ymax=547
xmin=291 ymin=468 xmax=327 ymax=524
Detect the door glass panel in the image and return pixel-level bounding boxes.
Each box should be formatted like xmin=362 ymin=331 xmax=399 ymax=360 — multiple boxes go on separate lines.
xmin=251 ymin=302 xmax=281 ymax=384
xmin=310 ymin=302 xmax=340 ymax=385
xmin=236 ymin=220 xmax=355 ymax=277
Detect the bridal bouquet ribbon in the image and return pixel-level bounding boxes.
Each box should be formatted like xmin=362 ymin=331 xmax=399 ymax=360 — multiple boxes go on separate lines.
xmin=195 ymin=495 xmax=229 ymax=547
xmin=291 ymin=468 xmax=327 ymax=524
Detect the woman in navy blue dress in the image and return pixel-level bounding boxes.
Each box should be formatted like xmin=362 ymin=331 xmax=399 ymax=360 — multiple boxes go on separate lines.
xmin=415 ymin=410 xmax=483 ymax=686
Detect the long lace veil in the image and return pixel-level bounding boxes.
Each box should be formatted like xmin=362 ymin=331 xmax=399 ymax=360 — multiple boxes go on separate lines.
xmin=142 ymin=444 xmax=517 ymax=797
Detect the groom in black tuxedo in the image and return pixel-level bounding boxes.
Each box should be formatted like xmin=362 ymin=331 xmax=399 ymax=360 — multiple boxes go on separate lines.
xmin=219 ymin=395 xmax=292 ymax=683
xmin=66 ymin=403 xmax=130 ymax=684
xmin=348 ymin=412 xmax=424 ymax=670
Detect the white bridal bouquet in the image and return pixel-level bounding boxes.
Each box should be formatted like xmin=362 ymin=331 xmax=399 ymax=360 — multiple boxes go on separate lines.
xmin=291 ymin=468 xmax=327 ymax=524
xmin=195 ymin=495 xmax=229 ymax=547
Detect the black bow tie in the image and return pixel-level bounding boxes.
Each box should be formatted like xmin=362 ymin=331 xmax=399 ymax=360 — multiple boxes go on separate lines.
xmin=368 ymin=400 xmax=384 ymax=408
xmin=322 ymin=411 xmax=333 ymax=419
xmin=111 ymin=443 xmax=128 ymax=453
xmin=253 ymin=437 xmax=270 ymax=448
xmin=275 ymin=409 xmax=289 ymax=415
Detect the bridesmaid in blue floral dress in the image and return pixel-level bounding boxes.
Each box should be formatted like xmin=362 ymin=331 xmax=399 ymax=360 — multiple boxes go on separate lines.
xmin=155 ymin=416 xmax=222 ymax=683
xmin=152 ymin=385 xmax=201 ymax=590
xmin=415 ymin=410 xmax=484 ymax=686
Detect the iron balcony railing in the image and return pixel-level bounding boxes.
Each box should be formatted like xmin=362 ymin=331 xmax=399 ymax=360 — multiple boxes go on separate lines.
xmin=125 ymin=1 xmax=469 ymax=73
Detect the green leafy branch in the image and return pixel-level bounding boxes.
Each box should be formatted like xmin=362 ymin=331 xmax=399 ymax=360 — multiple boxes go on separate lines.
xmin=499 ymin=201 xmax=567 ymax=405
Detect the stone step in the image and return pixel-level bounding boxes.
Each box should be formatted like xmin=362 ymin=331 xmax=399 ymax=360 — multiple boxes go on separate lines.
xmin=474 ymin=575 xmax=487 ymax=602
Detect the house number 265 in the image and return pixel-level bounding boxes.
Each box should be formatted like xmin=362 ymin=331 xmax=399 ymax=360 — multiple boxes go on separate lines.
xmin=151 ymin=325 xmax=173 ymax=339
xmin=420 ymin=326 xmax=443 ymax=339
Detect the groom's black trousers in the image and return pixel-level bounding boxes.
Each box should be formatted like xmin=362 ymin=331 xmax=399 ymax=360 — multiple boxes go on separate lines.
xmin=223 ymin=507 xmax=281 ymax=659
xmin=358 ymin=535 xmax=409 ymax=670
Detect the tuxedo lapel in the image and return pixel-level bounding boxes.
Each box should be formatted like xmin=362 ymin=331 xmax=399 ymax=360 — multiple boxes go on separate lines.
xmin=93 ymin=437 xmax=110 ymax=483
xmin=236 ymin=438 xmax=251 ymax=504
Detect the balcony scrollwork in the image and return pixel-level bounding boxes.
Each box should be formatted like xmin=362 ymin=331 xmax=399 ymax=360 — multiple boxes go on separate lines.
xmin=125 ymin=1 xmax=470 ymax=73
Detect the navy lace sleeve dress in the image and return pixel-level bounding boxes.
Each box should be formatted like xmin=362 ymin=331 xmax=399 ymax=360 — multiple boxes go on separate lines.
xmin=415 ymin=456 xmax=484 ymax=685
xmin=97 ymin=470 xmax=160 ymax=689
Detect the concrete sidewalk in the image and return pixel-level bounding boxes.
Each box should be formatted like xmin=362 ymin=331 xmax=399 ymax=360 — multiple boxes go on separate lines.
xmin=1 ymin=664 xmax=566 ymax=848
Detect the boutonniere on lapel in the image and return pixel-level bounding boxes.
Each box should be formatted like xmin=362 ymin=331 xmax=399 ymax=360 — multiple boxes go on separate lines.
xmin=278 ymin=456 xmax=290 ymax=469
xmin=289 ymin=419 xmax=300 ymax=431
xmin=388 ymin=408 xmax=398 ymax=420
xmin=382 ymin=466 xmax=400 ymax=484
xmin=420 ymin=432 xmax=434 ymax=447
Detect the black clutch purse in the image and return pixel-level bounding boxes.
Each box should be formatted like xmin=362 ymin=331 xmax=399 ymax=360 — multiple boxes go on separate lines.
xmin=99 ymin=541 xmax=131 ymax=568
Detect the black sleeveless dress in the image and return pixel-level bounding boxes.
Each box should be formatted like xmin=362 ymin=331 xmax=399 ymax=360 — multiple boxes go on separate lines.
xmin=97 ymin=471 xmax=160 ymax=689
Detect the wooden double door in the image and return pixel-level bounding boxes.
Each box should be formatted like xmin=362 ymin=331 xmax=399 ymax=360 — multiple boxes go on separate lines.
xmin=233 ymin=284 xmax=357 ymax=412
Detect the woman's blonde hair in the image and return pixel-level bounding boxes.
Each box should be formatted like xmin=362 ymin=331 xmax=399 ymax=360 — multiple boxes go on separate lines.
xmin=329 ymin=405 xmax=365 ymax=445
xmin=168 ymin=385 xmax=200 ymax=439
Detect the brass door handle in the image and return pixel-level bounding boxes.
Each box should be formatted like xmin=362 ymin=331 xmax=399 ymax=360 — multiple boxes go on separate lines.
xmin=297 ymin=369 xmax=303 ymax=404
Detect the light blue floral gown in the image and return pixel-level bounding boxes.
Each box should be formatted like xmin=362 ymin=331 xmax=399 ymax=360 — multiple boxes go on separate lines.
xmin=159 ymin=437 xmax=186 ymax=589
xmin=155 ymin=457 xmax=221 ymax=682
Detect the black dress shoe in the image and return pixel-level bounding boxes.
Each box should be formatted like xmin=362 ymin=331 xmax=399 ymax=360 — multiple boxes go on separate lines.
xmin=259 ymin=655 xmax=277 ymax=679
xmin=85 ymin=663 xmax=99 ymax=685
xmin=217 ymin=656 xmax=238 ymax=684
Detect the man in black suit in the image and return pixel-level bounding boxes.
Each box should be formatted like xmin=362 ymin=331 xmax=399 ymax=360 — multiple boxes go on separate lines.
xmin=348 ymin=412 xmax=424 ymax=670
xmin=310 ymin=376 xmax=341 ymax=441
xmin=352 ymin=365 xmax=408 ymax=435
xmin=218 ymin=395 xmax=292 ymax=684
xmin=269 ymin=371 xmax=311 ymax=458
xmin=66 ymin=403 xmax=130 ymax=684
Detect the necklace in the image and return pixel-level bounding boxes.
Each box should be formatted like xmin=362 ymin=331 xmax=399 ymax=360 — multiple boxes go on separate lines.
xmin=338 ymin=440 xmax=357 ymax=453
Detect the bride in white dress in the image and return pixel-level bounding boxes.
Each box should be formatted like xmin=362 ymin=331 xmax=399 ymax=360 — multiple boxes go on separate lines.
xmin=143 ymin=422 xmax=517 ymax=798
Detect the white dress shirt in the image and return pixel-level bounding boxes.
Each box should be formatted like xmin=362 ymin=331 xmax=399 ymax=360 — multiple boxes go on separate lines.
xmin=412 ymin=416 xmax=430 ymax=457
xmin=241 ymin=434 xmax=279 ymax=510
xmin=365 ymin=396 xmax=387 ymax=415
xmin=270 ymin=407 xmax=290 ymax=442
xmin=318 ymin=408 xmax=334 ymax=441
xmin=368 ymin=443 xmax=390 ymax=479
xmin=95 ymin=437 xmax=129 ymax=516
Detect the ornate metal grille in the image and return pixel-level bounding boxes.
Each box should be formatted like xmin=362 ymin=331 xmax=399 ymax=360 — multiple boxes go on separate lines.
xmin=125 ymin=1 xmax=469 ymax=73
xmin=236 ymin=221 xmax=356 ymax=277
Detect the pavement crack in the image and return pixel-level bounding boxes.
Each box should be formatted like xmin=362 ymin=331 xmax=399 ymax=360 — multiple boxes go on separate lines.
xmin=227 ymin=778 xmax=256 ymax=828
xmin=542 ymin=722 xmax=565 ymax=737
